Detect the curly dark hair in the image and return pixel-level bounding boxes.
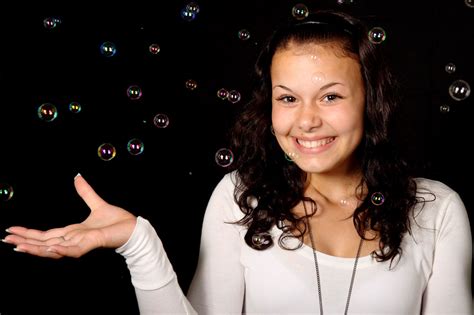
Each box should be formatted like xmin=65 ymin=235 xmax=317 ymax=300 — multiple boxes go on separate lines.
xmin=228 ymin=9 xmax=420 ymax=264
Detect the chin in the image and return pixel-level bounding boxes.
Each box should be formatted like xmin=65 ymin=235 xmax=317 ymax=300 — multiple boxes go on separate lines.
xmin=293 ymin=160 xmax=329 ymax=174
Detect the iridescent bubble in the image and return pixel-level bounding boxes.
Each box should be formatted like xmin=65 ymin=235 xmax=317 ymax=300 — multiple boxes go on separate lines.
xmin=368 ymin=27 xmax=387 ymax=44
xmin=339 ymin=199 xmax=349 ymax=207
xmin=251 ymin=232 xmax=271 ymax=248
xmin=127 ymin=138 xmax=144 ymax=156
xmin=37 ymin=103 xmax=58 ymax=122
xmin=439 ymin=104 xmax=451 ymax=113
xmin=309 ymin=54 xmax=319 ymax=61
xmin=465 ymin=0 xmax=474 ymax=8
xmin=445 ymin=62 xmax=456 ymax=74
xmin=180 ymin=8 xmax=196 ymax=21
xmin=371 ymin=192 xmax=385 ymax=206
xmin=215 ymin=148 xmax=234 ymax=167
xmin=127 ymin=85 xmax=143 ymax=100
xmin=43 ymin=17 xmax=56 ymax=29
xmin=43 ymin=17 xmax=61 ymax=29
xmin=217 ymin=88 xmax=228 ymax=100
xmin=227 ymin=90 xmax=241 ymax=103
xmin=449 ymin=79 xmax=471 ymax=101
xmin=149 ymin=43 xmax=160 ymax=55
xmin=185 ymin=79 xmax=198 ymax=90
xmin=153 ymin=113 xmax=170 ymax=128
xmin=100 ymin=41 xmax=117 ymax=57
xmin=285 ymin=152 xmax=298 ymax=162
xmin=238 ymin=29 xmax=251 ymax=40
xmin=0 ymin=183 xmax=14 ymax=202
xmin=186 ymin=2 xmax=200 ymax=13
xmin=311 ymin=72 xmax=326 ymax=84
xmin=276 ymin=219 xmax=290 ymax=232
xmin=292 ymin=4 xmax=309 ymax=20
xmin=69 ymin=102 xmax=81 ymax=113
xmin=97 ymin=143 xmax=116 ymax=161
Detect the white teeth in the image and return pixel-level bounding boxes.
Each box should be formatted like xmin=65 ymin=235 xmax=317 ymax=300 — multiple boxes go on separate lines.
xmin=297 ymin=137 xmax=334 ymax=148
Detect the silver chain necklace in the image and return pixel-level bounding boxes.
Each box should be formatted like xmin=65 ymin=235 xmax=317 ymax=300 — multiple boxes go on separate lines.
xmin=305 ymin=207 xmax=364 ymax=315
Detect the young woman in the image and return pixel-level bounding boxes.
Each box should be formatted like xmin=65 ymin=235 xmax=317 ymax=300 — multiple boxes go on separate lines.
xmin=4 ymin=9 xmax=472 ymax=314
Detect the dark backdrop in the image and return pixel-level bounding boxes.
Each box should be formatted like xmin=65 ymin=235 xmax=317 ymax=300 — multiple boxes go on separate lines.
xmin=0 ymin=1 xmax=472 ymax=314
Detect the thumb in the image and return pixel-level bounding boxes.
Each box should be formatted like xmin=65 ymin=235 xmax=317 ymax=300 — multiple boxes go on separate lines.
xmin=74 ymin=173 xmax=107 ymax=211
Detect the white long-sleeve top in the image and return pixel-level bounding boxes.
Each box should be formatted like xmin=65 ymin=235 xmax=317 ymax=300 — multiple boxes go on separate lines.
xmin=116 ymin=172 xmax=472 ymax=314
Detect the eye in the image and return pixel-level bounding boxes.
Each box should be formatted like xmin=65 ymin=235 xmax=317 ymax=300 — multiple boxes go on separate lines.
xmin=322 ymin=93 xmax=342 ymax=104
xmin=276 ymin=95 xmax=297 ymax=103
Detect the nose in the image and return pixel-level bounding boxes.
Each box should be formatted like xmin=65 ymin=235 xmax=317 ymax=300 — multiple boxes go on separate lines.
xmin=297 ymin=104 xmax=322 ymax=132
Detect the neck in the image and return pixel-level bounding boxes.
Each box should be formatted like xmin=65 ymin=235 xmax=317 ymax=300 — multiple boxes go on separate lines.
xmin=305 ymin=168 xmax=365 ymax=207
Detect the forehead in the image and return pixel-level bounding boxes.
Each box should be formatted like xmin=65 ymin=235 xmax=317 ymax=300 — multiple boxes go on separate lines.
xmin=270 ymin=42 xmax=361 ymax=77
xmin=270 ymin=41 xmax=364 ymax=89
xmin=275 ymin=41 xmax=354 ymax=60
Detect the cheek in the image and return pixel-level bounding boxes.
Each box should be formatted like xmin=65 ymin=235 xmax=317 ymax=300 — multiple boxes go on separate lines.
xmin=271 ymin=106 xmax=291 ymax=135
xmin=335 ymin=113 xmax=365 ymax=147
xmin=339 ymin=117 xmax=362 ymax=134
xmin=271 ymin=107 xmax=293 ymax=150
xmin=330 ymin=107 xmax=364 ymax=133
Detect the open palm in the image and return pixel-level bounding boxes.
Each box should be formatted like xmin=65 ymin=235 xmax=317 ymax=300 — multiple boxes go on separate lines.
xmin=3 ymin=174 xmax=137 ymax=259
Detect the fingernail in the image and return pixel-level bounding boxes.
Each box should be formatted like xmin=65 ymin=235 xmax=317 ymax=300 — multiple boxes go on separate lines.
xmin=46 ymin=247 xmax=57 ymax=253
xmin=5 ymin=228 xmax=10 ymax=233
xmin=2 ymin=238 xmax=10 ymax=243
xmin=74 ymin=173 xmax=82 ymax=179
xmin=13 ymin=247 xmax=25 ymax=252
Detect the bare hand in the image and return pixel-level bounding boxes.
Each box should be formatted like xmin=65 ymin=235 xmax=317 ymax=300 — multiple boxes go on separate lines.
xmin=2 ymin=174 xmax=137 ymax=259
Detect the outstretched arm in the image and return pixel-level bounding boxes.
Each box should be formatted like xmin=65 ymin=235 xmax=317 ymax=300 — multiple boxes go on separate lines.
xmin=3 ymin=173 xmax=198 ymax=314
xmin=3 ymin=173 xmax=136 ymax=258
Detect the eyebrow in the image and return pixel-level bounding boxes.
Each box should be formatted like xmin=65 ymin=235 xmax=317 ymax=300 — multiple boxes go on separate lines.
xmin=272 ymin=82 xmax=343 ymax=92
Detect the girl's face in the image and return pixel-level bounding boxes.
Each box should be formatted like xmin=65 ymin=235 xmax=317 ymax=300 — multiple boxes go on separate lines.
xmin=271 ymin=42 xmax=365 ymax=176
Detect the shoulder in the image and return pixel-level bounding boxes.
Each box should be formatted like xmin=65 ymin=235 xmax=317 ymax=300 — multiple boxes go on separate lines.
xmin=212 ymin=170 xmax=239 ymax=196
xmin=205 ymin=170 xmax=244 ymax=222
xmin=413 ymin=177 xmax=465 ymax=211
xmin=414 ymin=177 xmax=460 ymax=200
xmin=411 ymin=177 xmax=469 ymax=231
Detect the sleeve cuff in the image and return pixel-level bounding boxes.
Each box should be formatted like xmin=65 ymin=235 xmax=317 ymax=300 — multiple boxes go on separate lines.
xmin=116 ymin=216 xmax=177 ymax=290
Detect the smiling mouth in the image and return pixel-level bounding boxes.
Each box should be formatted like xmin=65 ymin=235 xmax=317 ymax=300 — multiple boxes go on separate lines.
xmin=296 ymin=137 xmax=335 ymax=149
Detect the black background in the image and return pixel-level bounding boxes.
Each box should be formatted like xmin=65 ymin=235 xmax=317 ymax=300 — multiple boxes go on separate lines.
xmin=0 ymin=1 xmax=472 ymax=314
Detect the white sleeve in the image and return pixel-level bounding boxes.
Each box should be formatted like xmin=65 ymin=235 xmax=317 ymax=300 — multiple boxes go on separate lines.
xmin=422 ymin=191 xmax=473 ymax=314
xmin=116 ymin=216 xmax=197 ymax=315
xmin=186 ymin=174 xmax=246 ymax=315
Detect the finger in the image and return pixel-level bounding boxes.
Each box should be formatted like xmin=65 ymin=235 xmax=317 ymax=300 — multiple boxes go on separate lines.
xmin=3 ymin=234 xmax=44 ymax=246
xmin=74 ymin=174 xmax=108 ymax=211
xmin=6 ymin=226 xmax=69 ymax=241
xmin=13 ymin=244 xmax=65 ymax=259
xmin=46 ymin=244 xmax=93 ymax=259
xmin=3 ymin=234 xmax=67 ymax=246
xmin=45 ymin=236 xmax=68 ymax=246
xmin=5 ymin=226 xmax=50 ymax=241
